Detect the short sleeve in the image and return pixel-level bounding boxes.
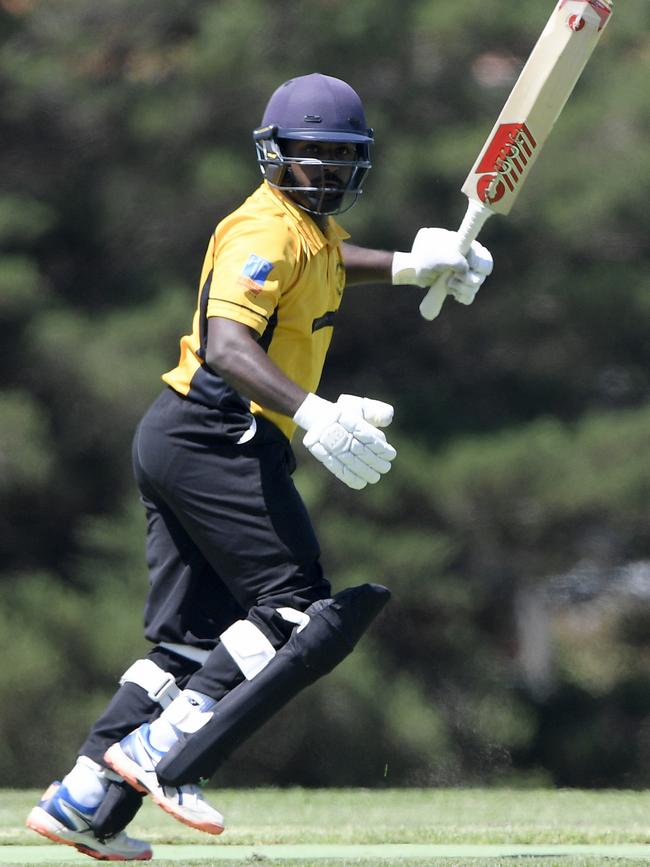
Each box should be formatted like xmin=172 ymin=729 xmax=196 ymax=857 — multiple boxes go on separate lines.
xmin=206 ymin=216 xmax=296 ymax=335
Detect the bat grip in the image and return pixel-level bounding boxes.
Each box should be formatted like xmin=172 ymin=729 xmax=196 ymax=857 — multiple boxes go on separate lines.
xmin=419 ymin=200 xmax=493 ymax=321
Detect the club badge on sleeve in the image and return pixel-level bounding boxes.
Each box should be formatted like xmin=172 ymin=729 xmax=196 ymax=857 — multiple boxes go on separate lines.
xmin=236 ymin=254 xmax=274 ymax=296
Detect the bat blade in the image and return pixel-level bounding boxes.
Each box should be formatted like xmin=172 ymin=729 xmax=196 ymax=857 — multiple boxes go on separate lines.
xmin=462 ymin=0 xmax=613 ymax=216
xmin=419 ymin=0 xmax=613 ymax=321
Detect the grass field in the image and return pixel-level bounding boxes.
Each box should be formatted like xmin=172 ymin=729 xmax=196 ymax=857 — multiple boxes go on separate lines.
xmin=2 ymin=787 xmax=650 ymax=866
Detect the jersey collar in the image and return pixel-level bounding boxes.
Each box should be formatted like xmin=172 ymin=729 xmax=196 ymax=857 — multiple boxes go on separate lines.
xmin=262 ymin=181 xmax=350 ymax=255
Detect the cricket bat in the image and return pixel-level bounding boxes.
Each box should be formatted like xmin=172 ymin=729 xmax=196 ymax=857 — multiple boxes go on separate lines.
xmin=420 ymin=0 xmax=613 ymax=320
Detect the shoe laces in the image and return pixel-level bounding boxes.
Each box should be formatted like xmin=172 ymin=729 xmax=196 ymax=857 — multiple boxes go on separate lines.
xmin=162 ymin=784 xmax=205 ymax=806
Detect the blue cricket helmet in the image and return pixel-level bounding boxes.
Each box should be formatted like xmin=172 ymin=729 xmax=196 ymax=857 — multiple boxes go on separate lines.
xmin=253 ymin=73 xmax=374 ymax=216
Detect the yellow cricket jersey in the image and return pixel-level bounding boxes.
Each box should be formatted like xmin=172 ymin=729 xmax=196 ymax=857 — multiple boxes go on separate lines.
xmin=162 ymin=182 xmax=350 ymax=441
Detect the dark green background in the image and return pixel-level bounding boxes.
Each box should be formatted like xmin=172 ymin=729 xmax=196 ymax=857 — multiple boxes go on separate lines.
xmin=1 ymin=0 xmax=649 ymax=789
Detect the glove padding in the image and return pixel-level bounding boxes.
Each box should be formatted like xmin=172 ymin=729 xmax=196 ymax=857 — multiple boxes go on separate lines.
xmin=336 ymin=393 xmax=394 ymax=428
xmin=293 ymin=393 xmax=396 ymax=490
xmin=447 ymin=239 xmax=493 ymax=305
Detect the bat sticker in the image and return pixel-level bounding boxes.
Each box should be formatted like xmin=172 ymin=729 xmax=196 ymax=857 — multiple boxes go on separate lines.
xmin=559 ymin=0 xmax=611 ymax=30
xmin=473 ymin=123 xmax=538 ymax=204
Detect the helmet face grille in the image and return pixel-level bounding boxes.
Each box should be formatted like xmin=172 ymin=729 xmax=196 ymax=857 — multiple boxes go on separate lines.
xmin=254 ymin=132 xmax=372 ymax=216
xmin=254 ymin=74 xmax=374 ymax=215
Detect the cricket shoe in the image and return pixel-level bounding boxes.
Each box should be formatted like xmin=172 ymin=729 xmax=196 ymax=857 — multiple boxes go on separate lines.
xmin=26 ymin=781 xmax=152 ymax=861
xmin=104 ymin=723 xmax=224 ymax=835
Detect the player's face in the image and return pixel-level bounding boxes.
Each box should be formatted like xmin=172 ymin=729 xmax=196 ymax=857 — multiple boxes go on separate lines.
xmin=281 ymin=140 xmax=356 ymax=213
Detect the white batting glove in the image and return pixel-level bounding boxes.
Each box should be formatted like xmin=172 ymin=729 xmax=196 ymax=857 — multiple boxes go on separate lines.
xmin=392 ymin=227 xmax=469 ymax=288
xmin=336 ymin=394 xmax=394 ymax=428
xmin=447 ymin=240 xmax=494 ymax=305
xmin=293 ymin=393 xmax=397 ymax=490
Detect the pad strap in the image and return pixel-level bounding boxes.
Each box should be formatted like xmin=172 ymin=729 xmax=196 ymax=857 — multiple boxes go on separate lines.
xmin=220 ymin=620 xmax=276 ymax=680
xmin=219 ymin=609 xmax=311 ymax=680
xmin=277 ymin=607 xmax=310 ymax=632
xmin=159 ymin=642 xmax=211 ymax=665
xmin=119 ymin=659 xmax=180 ymax=708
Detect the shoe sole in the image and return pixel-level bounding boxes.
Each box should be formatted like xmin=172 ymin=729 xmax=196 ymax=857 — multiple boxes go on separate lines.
xmin=26 ymin=806 xmax=152 ymax=861
xmin=104 ymin=744 xmax=224 ymax=836
xmin=103 ymin=744 xmax=150 ymax=795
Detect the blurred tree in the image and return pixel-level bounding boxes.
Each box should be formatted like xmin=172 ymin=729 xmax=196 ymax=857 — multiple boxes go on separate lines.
xmin=0 ymin=0 xmax=648 ymax=787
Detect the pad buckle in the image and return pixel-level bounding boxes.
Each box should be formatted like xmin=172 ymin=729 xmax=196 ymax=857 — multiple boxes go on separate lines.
xmin=149 ymin=671 xmax=179 ymax=706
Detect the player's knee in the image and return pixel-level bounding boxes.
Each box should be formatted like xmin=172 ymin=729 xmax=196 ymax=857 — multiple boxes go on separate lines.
xmin=219 ymin=608 xmax=310 ymax=680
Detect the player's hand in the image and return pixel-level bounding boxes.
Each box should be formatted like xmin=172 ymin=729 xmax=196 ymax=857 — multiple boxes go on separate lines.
xmin=447 ymin=239 xmax=493 ymax=305
xmin=392 ymin=227 xmax=469 ymax=288
xmin=293 ymin=393 xmax=396 ymax=490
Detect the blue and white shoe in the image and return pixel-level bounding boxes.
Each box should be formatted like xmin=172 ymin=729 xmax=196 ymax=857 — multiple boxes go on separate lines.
xmin=104 ymin=724 xmax=224 ymax=835
xmin=26 ymin=781 xmax=152 ymax=861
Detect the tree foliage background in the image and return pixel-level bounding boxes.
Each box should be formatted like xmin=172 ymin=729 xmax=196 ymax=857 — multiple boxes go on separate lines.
xmin=1 ymin=0 xmax=649 ymax=789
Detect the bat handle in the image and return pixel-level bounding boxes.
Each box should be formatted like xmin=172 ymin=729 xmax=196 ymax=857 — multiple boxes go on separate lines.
xmin=418 ymin=199 xmax=493 ymax=321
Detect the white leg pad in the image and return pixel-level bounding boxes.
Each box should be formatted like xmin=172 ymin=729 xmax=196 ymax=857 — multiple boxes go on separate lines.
xmin=119 ymin=659 xmax=180 ymax=708
xmin=219 ymin=620 xmax=276 ymax=680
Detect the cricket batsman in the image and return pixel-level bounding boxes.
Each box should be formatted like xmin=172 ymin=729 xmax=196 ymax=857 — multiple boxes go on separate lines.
xmin=27 ymin=72 xmax=493 ymax=860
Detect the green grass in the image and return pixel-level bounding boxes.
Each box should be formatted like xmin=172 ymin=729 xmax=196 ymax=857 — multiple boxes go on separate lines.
xmin=2 ymin=788 xmax=650 ymax=865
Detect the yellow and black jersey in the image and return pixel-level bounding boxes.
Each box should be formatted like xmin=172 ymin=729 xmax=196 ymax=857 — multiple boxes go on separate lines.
xmin=163 ymin=181 xmax=349 ymax=441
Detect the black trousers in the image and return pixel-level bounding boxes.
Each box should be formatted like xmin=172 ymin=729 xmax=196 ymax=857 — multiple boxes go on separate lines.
xmin=80 ymin=387 xmax=330 ymax=761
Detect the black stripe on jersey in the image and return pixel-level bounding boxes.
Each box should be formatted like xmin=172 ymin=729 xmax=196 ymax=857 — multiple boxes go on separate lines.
xmin=312 ymin=311 xmax=337 ymax=333
xmin=258 ymin=309 xmax=278 ymax=354
xmin=187 ymin=363 xmax=249 ymax=414
xmin=189 ymin=269 xmax=250 ymax=413
xmin=196 ymin=271 xmax=212 ymax=361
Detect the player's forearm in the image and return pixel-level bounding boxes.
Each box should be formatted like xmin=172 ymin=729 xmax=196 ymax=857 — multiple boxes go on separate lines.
xmin=206 ymin=317 xmax=306 ymax=419
xmin=341 ymin=243 xmax=394 ymax=285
